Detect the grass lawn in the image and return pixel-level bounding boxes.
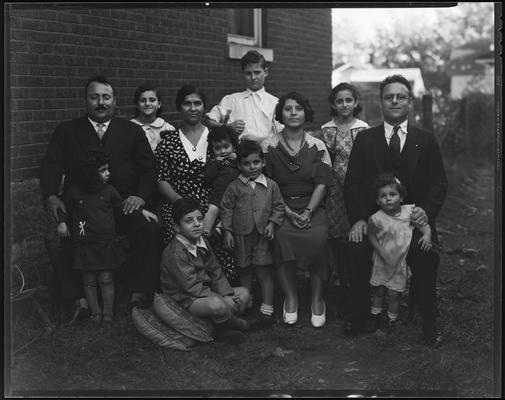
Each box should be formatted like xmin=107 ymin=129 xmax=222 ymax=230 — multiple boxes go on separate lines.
xmin=5 ymin=159 xmax=500 ymax=397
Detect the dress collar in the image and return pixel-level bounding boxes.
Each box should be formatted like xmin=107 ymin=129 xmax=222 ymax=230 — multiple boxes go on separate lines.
xmin=131 ymin=117 xmax=166 ymax=129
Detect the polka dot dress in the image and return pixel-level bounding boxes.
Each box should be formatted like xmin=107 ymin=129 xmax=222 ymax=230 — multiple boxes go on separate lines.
xmin=155 ymin=130 xmax=238 ymax=282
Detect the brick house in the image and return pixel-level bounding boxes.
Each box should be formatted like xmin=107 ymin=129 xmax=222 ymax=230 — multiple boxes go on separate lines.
xmin=6 ymin=4 xmax=333 ymax=181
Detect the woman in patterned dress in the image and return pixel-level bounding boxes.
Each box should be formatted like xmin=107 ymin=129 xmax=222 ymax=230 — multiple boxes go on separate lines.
xmin=155 ymin=84 xmax=237 ymax=282
xmin=321 ymin=83 xmax=369 ymax=289
xmin=262 ymin=92 xmax=333 ymax=327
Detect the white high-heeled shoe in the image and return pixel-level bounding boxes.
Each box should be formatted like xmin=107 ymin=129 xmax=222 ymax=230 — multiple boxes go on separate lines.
xmin=283 ymin=301 xmax=298 ymax=325
xmin=311 ymin=301 xmax=326 ymax=328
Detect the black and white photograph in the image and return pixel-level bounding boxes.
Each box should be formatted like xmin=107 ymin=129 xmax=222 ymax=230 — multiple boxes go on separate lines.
xmin=4 ymin=2 xmax=501 ymax=397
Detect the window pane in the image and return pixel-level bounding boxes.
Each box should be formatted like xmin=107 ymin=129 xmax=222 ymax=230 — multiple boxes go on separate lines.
xmin=228 ymin=9 xmax=254 ymax=38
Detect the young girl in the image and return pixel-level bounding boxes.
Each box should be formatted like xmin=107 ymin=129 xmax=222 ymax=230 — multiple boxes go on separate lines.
xmin=321 ymin=83 xmax=370 ymax=290
xmin=131 ymin=83 xmax=175 ymax=152
xmin=56 ymin=149 xmax=158 ymax=326
xmin=221 ymin=140 xmax=285 ymax=322
xmin=367 ymin=173 xmax=432 ymax=331
xmin=202 ymin=125 xmax=240 ymax=236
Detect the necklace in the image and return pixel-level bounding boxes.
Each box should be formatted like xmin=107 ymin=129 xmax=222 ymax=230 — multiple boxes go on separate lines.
xmin=283 ymin=132 xmax=305 ymax=154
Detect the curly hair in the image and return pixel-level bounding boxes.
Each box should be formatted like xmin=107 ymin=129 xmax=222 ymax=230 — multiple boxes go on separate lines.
xmin=328 ymin=82 xmax=363 ymax=117
xmin=374 ymin=172 xmax=408 ymax=199
xmin=172 ymin=198 xmax=203 ymax=225
xmin=236 ymin=139 xmax=264 ymax=161
xmin=133 ymin=82 xmax=163 ymax=118
xmin=274 ymin=92 xmax=314 ymax=124
xmin=379 ymin=74 xmax=412 ymax=98
xmin=207 ymin=125 xmax=239 ymax=149
xmin=75 ymin=148 xmax=110 ymax=194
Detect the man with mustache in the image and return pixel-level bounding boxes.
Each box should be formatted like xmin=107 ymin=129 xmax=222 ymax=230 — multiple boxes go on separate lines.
xmin=40 ymin=75 xmax=162 ymax=321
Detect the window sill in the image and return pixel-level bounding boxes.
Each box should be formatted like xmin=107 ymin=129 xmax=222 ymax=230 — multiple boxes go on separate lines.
xmin=227 ymin=43 xmax=274 ymax=62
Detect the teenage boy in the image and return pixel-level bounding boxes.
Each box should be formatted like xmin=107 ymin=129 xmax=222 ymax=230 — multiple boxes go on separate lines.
xmin=160 ymin=198 xmax=251 ymax=344
xmin=206 ymin=50 xmax=282 ymax=142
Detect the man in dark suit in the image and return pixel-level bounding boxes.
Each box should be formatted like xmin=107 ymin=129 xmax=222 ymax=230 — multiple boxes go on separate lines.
xmin=40 ymin=75 xmax=162 ymax=317
xmin=343 ymin=74 xmax=448 ymax=346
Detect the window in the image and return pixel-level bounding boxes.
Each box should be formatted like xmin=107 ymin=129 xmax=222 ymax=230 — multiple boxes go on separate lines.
xmin=227 ymin=9 xmax=262 ymax=47
xmin=227 ymin=8 xmax=273 ymax=62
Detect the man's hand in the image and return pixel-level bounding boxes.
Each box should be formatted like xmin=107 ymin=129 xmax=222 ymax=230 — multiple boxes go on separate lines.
xmin=228 ymin=120 xmax=245 ymax=135
xmin=123 ymin=196 xmax=145 ymax=214
xmin=411 ymin=206 xmax=428 ymax=227
xmin=45 ymin=195 xmax=66 ymax=221
xmin=141 ymin=209 xmax=159 ymax=223
xmin=348 ymin=219 xmax=368 ymax=242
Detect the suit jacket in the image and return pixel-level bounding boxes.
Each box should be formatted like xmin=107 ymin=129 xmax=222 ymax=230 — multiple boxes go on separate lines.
xmin=344 ymin=123 xmax=448 ymax=238
xmin=40 ymin=116 xmax=157 ymax=201
xmin=220 ymin=176 xmax=285 ymax=235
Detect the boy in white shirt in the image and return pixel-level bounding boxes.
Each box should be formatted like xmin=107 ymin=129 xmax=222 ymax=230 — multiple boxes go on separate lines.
xmin=206 ymin=50 xmax=282 ymax=143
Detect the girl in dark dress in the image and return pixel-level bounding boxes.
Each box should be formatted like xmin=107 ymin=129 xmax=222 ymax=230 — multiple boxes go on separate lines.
xmin=57 ymin=150 xmax=158 ymax=326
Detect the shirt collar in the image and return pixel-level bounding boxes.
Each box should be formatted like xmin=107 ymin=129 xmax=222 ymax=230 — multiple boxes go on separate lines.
xmin=384 ymin=120 xmax=408 ymax=137
xmin=176 ymin=234 xmax=208 ymax=258
xmin=88 ymin=117 xmax=111 ymax=130
xmin=244 ymin=87 xmax=266 ymax=99
xmin=238 ymin=173 xmax=268 ymax=187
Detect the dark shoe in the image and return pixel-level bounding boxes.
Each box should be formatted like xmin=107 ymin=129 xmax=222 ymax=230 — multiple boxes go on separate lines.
xmin=423 ymin=323 xmax=444 ymax=348
xmin=368 ymin=314 xmax=382 ymax=333
xmin=223 ymin=314 xmax=249 ymax=331
xmin=128 ymin=294 xmax=151 ymax=312
xmin=343 ymin=320 xmax=368 ymax=337
xmin=102 ymin=313 xmax=113 ymax=328
xmin=214 ymin=327 xmax=245 ymax=344
xmin=244 ymin=312 xmax=276 ymax=331
xmin=386 ymin=318 xmax=398 ymax=334
xmin=90 ymin=313 xmax=103 ymax=327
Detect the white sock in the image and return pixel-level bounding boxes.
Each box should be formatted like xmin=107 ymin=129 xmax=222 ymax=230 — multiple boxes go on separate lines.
xmin=387 ymin=311 xmax=399 ymax=321
xmin=371 ymin=307 xmax=383 ymax=315
xmin=260 ymin=303 xmax=273 ymax=316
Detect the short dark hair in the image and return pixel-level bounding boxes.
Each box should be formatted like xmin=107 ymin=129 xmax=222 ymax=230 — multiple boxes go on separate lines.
xmin=207 ymin=125 xmax=239 ymax=149
xmin=240 ymin=50 xmax=267 ymax=70
xmin=171 ymin=198 xmax=203 ymax=225
xmin=328 ymin=82 xmax=363 ymax=117
xmin=85 ymin=75 xmax=114 ymax=98
xmin=374 ymin=172 xmax=408 ymax=199
xmin=379 ymin=75 xmax=412 ymax=98
xmin=275 ymin=92 xmax=314 ymax=124
xmin=133 ymin=82 xmax=163 ymax=117
xmin=75 ymin=148 xmax=110 ymax=194
xmin=175 ymin=84 xmax=206 ymax=111
xmin=236 ymin=139 xmax=264 ymax=161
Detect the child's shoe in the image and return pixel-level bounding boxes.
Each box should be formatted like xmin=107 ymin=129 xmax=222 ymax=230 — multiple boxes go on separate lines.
xmin=223 ymin=314 xmax=249 ymax=331
xmin=368 ymin=314 xmax=382 ymax=333
xmin=386 ymin=318 xmax=398 ymax=334
xmin=90 ymin=313 xmax=103 ymax=327
xmin=102 ymin=312 xmax=113 ymax=328
xmin=244 ymin=311 xmax=276 ymax=331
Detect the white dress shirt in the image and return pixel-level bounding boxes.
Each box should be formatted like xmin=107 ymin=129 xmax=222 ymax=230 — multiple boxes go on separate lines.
xmin=206 ymin=88 xmax=283 ymax=142
xmin=384 ymin=120 xmax=408 ymax=152
xmin=88 ymin=118 xmax=111 ymax=136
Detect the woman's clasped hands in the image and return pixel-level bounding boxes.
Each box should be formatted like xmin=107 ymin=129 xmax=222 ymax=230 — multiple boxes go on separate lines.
xmin=287 ymin=208 xmax=312 ymax=230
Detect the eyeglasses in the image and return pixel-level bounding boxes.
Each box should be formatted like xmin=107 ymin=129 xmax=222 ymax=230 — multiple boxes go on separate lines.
xmin=383 ymin=94 xmax=410 ymax=103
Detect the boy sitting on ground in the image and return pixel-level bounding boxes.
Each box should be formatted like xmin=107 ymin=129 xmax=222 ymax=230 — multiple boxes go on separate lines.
xmin=159 ymin=198 xmax=251 ymax=344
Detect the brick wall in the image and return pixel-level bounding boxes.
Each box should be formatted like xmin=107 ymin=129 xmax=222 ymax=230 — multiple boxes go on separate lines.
xmin=7 ymin=5 xmax=332 ymax=181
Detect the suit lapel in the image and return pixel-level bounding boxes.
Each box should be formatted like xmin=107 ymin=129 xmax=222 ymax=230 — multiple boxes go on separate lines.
xmin=372 ymin=125 xmax=386 ymax=170
xmin=405 ymin=125 xmax=421 ymax=175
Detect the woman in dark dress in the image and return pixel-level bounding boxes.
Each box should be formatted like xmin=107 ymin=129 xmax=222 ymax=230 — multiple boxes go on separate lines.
xmin=155 ymin=84 xmax=237 ymax=282
xmin=262 ymin=92 xmax=333 ymax=328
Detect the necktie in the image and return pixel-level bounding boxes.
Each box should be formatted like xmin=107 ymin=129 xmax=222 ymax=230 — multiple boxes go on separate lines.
xmin=97 ymin=123 xmax=105 ymax=140
xmin=390 ymin=125 xmax=401 ymax=155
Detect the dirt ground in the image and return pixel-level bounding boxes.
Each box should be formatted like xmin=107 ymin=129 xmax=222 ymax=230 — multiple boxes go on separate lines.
xmin=6 ymin=160 xmax=499 ymax=397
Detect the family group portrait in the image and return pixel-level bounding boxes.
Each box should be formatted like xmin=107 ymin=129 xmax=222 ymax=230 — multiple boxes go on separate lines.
xmin=5 ymin=2 xmax=500 ymax=397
